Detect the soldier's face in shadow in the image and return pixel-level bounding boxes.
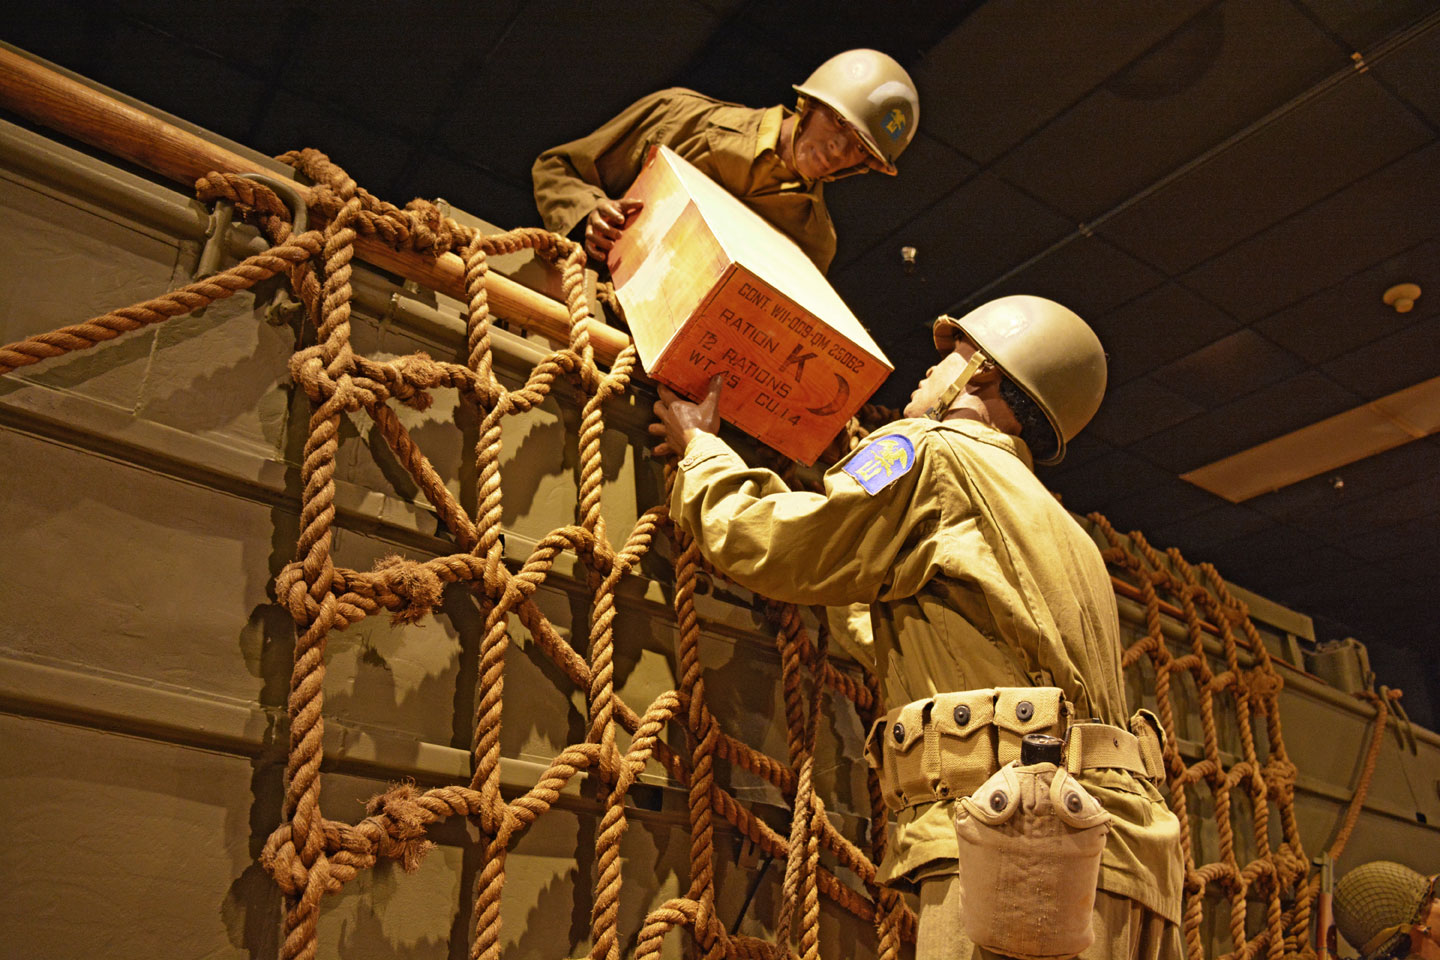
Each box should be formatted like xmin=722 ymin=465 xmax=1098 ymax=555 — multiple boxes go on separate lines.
xmin=792 ymin=102 xmax=871 ymax=180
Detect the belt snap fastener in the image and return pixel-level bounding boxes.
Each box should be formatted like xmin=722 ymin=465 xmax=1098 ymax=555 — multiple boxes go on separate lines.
xmin=1016 ymin=700 xmax=1034 ymax=722
xmin=892 ymin=722 xmax=905 ymax=743
xmin=954 ymin=704 xmax=970 ymax=726
xmin=1065 ymin=792 xmax=1083 ymax=814
xmin=939 ymin=785 xmax=949 ymax=796
xmin=989 ymin=790 xmax=1007 ymax=812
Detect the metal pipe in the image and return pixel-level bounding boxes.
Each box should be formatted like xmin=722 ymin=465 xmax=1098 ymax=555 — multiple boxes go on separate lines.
xmin=0 ymin=44 xmax=632 ymax=365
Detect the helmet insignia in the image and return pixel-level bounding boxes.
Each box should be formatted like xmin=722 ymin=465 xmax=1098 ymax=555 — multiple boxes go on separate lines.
xmin=884 ymin=108 xmax=908 ymax=140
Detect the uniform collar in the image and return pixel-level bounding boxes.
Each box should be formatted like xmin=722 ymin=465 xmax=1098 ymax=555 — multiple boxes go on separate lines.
xmin=930 ymin=418 xmax=1035 ymax=472
xmin=755 ymin=106 xmax=818 ymax=192
xmin=755 ymin=105 xmax=786 ymax=160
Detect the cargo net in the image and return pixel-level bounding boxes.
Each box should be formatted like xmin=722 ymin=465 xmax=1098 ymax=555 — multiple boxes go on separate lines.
xmin=0 ymin=151 xmax=1400 ymax=960
xmin=1088 ymin=516 xmax=1400 ymax=960
xmin=0 ymin=151 xmax=909 ymax=960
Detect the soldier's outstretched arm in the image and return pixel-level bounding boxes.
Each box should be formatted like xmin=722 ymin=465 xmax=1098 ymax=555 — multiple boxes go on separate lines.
xmin=662 ymin=420 xmax=933 ymax=611
xmin=531 ymin=90 xmax=677 ymax=239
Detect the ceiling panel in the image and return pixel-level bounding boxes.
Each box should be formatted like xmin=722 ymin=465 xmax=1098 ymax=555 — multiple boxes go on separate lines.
xmin=1086 ymin=378 xmax=1206 ymax=447
xmin=917 ymin=0 xmax=1212 ymax=164
xmin=1282 ymin=564 xmax=1436 ymax=654
xmin=1372 ymin=16 xmax=1440 ymax=126
xmin=1090 ymin=283 xmax=1240 ymax=385
xmin=1294 ymin=0 xmax=1439 ymax=51
xmin=1148 ymin=329 xmax=1307 ymax=408
xmin=1133 ymin=370 xmax=1363 ymax=473
xmin=1200 ymin=525 xmax=1355 ymax=594
xmin=276 ymin=6 xmax=512 ymax=138
xmin=1089 ymin=474 xmax=1225 ymax=533
xmin=1247 ymin=435 xmax=1440 ymax=521
xmin=1320 ymin=316 xmax=1440 ymax=399
xmin=991 ymin=0 xmax=1347 ymax=221
xmin=1099 ymin=74 xmax=1431 ymax=276
xmin=721 ymin=0 xmax=985 ymax=77
xmin=960 ymin=234 xmax=1165 ymax=319
xmin=440 ymin=0 xmax=721 ymax=172
xmin=1349 ymin=513 xmax=1440 ymax=563
xmin=830 ymin=132 xmax=978 ymax=270
xmin=91 ymin=22 xmax=271 ymax=147
xmin=1043 ymin=448 xmax=1175 ymax=513
xmin=407 ymin=154 xmax=539 ymax=234
xmin=1039 ymin=433 xmax=1116 ymax=480
xmin=1182 ymin=142 xmax=1440 ymax=322
xmin=1273 ymin=565 xmax=1416 ymax=643
xmin=831 ymin=172 xmax=1074 ymax=347
xmin=110 ymin=0 xmax=302 ymax=70
xmin=1146 ymin=501 xmax=1276 ymax=554
xmin=1288 ymin=463 xmax=1440 ymax=547
xmin=248 ymin=89 xmax=415 ymax=192
xmin=1254 ymin=239 xmax=1438 ymax=364
xmin=1376 ymin=547 xmax=1440 ymax=595
xmin=664 ymin=17 xmax=803 ymax=109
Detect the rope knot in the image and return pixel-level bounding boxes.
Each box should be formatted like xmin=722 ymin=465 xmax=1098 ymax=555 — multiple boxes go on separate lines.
xmin=481 ymin=547 xmax=509 ymax=596
xmin=259 ymin=825 xmax=309 ymax=896
xmin=365 ymin=783 xmax=438 ymax=872
xmin=275 ymin=561 xmax=321 ymax=625
xmin=1247 ymin=668 xmax=1284 ymax=700
xmin=289 ymin=352 xmax=337 ymax=404
xmin=594 ymin=737 xmax=627 ymax=787
xmin=329 ymin=374 xmax=367 ymax=414
xmin=374 ymin=555 xmax=443 ymax=624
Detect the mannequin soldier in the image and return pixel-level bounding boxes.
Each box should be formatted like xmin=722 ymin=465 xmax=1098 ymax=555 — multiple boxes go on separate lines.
xmin=532 ymin=48 xmax=919 ymax=273
xmin=651 ymin=296 xmax=1185 ymax=960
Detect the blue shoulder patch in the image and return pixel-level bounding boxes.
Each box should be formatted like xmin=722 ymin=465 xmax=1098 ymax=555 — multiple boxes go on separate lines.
xmin=843 ymin=435 xmax=916 ymax=495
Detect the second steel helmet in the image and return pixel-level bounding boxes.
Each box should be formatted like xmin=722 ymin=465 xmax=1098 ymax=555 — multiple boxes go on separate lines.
xmin=1334 ymin=861 xmax=1436 ymax=960
xmin=931 ymin=296 xmax=1106 ymax=465
xmin=794 ymin=48 xmax=918 ymax=176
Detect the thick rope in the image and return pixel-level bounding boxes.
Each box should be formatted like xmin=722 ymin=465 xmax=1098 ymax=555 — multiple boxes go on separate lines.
xmin=3 ymin=153 xmax=903 ymax=956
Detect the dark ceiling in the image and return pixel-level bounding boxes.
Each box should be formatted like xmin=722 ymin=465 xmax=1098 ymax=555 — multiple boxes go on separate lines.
xmin=5 ymin=0 xmax=1438 ymax=722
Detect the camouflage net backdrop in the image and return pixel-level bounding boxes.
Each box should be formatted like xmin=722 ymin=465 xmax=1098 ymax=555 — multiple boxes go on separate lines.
xmin=0 ymin=150 xmax=1401 ymax=960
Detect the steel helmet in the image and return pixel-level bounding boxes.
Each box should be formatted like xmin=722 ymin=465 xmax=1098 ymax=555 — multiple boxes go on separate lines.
xmin=793 ymin=48 xmax=918 ymax=176
xmin=1334 ymin=861 xmax=1436 ymax=960
xmin=931 ymin=296 xmax=1106 ymax=465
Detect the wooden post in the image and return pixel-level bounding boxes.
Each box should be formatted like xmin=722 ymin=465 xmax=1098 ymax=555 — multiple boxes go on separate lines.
xmin=0 ymin=45 xmax=632 ymax=365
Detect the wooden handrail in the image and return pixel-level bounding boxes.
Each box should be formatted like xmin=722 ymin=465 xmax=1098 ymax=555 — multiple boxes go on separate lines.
xmin=0 ymin=46 xmax=632 ymax=365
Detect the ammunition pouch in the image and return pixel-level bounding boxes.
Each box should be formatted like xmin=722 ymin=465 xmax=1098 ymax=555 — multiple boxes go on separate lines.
xmin=865 ymin=687 xmax=1067 ymax=812
xmin=865 ymin=689 xmax=1167 ymax=809
xmin=955 ymin=762 xmax=1111 ymax=960
xmin=995 ymin=687 xmax=1067 ymax=765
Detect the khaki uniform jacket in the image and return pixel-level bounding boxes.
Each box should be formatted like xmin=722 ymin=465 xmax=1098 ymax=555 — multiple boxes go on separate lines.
xmin=671 ymin=419 xmax=1184 ymax=924
xmin=532 ymin=88 xmax=838 ymax=273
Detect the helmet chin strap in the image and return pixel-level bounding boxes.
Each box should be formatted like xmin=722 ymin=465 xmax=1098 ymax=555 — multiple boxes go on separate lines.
xmin=788 ymin=99 xmax=812 ymax=182
xmin=925 ymin=349 xmax=990 ymax=421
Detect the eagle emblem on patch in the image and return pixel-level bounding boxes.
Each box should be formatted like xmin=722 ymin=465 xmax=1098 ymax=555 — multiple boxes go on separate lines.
xmin=884 ymin=107 xmax=908 ymax=140
xmin=843 ymin=436 xmax=915 ymax=494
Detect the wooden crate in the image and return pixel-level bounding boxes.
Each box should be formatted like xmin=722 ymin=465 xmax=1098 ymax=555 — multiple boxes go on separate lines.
xmin=610 ymin=145 xmax=892 ymax=465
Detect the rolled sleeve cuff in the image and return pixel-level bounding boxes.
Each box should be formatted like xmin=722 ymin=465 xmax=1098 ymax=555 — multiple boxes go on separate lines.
xmin=669 ymin=432 xmax=745 ymax=537
xmin=676 ymin=432 xmax=734 ymax=472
